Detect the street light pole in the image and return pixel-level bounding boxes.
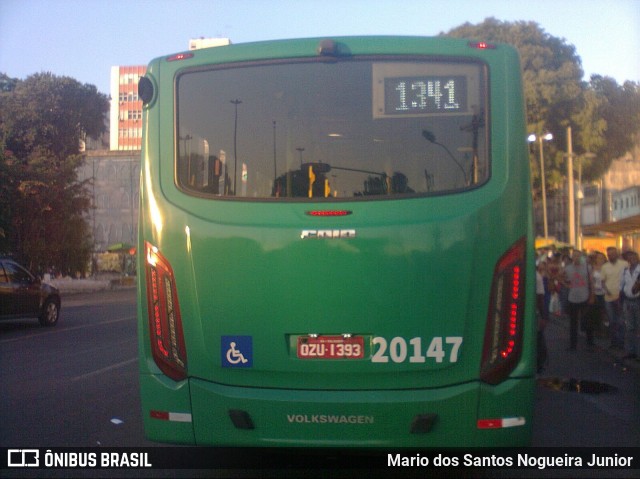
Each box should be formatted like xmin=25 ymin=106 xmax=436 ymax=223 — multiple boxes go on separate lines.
xmin=528 ymin=132 xmax=553 ymax=239
xmin=576 ymin=152 xmax=595 ymax=251
xmin=273 ymin=120 xmax=277 ymax=182
xmin=230 ymin=99 xmax=242 ymax=195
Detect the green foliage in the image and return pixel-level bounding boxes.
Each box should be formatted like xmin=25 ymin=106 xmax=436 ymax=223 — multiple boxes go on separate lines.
xmin=0 ymin=72 xmax=108 ymax=274
xmin=584 ymin=77 xmax=640 ymax=168
xmin=0 ymin=143 xmax=12 ymax=252
xmin=444 ymin=18 xmax=640 ymax=192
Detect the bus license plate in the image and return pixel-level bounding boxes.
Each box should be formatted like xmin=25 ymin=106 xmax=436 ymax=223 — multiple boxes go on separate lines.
xmin=297 ymin=335 xmax=365 ymax=359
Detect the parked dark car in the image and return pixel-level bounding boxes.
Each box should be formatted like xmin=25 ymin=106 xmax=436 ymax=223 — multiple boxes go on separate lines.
xmin=0 ymin=257 xmax=61 ymax=326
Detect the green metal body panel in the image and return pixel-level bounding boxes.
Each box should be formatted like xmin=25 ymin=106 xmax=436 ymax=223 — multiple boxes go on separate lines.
xmin=137 ymin=36 xmax=535 ymax=446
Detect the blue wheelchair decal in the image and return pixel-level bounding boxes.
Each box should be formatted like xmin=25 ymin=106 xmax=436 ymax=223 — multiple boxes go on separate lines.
xmin=221 ymin=336 xmax=253 ymax=368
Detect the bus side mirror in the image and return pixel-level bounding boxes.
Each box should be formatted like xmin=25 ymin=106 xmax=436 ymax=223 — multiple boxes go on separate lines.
xmin=139 ymin=76 xmax=154 ymax=105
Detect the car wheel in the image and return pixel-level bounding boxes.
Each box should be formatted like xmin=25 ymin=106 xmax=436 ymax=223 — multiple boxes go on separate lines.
xmin=39 ymin=297 xmax=60 ymax=327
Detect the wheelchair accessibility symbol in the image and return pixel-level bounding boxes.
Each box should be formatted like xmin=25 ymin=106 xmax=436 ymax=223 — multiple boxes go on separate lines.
xmin=226 ymin=342 xmax=248 ymax=364
xmin=221 ymin=336 xmax=252 ymax=368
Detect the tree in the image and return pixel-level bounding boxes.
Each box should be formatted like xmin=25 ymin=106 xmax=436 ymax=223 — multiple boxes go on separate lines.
xmin=443 ymin=18 xmax=640 ymax=191
xmin=0 ymin=142 xmax=12 ymax=252
xmin=0 ymin=73 xmax=108 ymax=274
xmin=0 ymin=74 xmax=20 ymax=252
xmin=577 ymin=76 xmax=640 ymax=180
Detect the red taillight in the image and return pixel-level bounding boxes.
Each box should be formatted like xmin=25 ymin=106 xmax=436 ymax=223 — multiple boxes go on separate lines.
xmin=468 ymin=41 xmax=496 ymax=50
xmin=144 ymin=242 xmax=187 ymax=381
xmin=166 ymin=52 xmax=194 ymax=62
xmin=480 ymin=237 xmax=527 ymax=385
xmin=306 ymin=210 xmax=352 ymax=217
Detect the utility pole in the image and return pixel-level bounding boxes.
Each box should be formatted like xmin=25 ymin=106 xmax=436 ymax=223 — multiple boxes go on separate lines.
xmin=528 ymin=133 xmax=553 ymax=239
xmin=567 ymin=126 xmax=575 ymax=246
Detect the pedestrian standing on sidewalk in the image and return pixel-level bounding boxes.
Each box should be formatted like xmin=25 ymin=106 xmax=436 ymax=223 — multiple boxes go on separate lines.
xmin=547 ymin=254 xmax=565 ymax=317
xmin=564 ymin=250 xmax=591 ymax=350
xmin=536 ymin=260 xmax=549 ymax=372
xmin=586 ymin=252 xmax=606 ymax=340
xmin=620 ymin=250 xmax=640 ymax=361
xmin=601 ymin=247 xmax=628 ymax=350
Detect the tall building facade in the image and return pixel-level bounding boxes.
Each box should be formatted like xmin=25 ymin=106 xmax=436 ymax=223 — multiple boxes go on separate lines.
xmin=110 ymin=65 xmax=146 ymax=150
xmin=77 ymin=150 xmax=139 ymax=252
xmin=533 ymin=149 xmax=640 ymax=250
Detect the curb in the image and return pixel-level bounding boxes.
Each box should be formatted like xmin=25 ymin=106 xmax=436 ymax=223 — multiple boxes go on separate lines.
xmin=46 ymin=277 xmax=136 ymax=296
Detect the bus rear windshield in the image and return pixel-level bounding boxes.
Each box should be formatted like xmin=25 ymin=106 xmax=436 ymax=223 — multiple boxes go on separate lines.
xmin=176 ymin=58 xmax=488 ymax=200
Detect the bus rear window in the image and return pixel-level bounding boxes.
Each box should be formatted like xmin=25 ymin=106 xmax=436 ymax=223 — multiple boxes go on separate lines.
xmin=176 ymin=58 xmax=488 ymax=200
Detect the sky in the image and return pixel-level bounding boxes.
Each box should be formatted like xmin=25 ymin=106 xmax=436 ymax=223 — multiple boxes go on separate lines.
xmin=0 ymin=0 xmax=638 ymax=96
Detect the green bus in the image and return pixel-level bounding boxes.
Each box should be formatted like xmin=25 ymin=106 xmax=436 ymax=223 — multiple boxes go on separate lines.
xmin=137 ymin=36 xmax=535 ymax=447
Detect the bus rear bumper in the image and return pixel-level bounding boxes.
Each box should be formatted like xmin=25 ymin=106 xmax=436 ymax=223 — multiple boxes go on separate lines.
xmin=140 ymin=376 xmax=532 ymax=447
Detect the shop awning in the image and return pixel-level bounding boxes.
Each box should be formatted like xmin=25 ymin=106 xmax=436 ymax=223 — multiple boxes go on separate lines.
xmin=535 ymin=237 xmax=572 ymax=249
xmin=106 ymin=242 xmax=134 ymax=253
xmin=582 ymin=214 xmax=640 ymax=236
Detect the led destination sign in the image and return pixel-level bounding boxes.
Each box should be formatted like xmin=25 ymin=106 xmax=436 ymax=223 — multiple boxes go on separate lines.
xmin=384 ymin=76 xmax=467 ymax=116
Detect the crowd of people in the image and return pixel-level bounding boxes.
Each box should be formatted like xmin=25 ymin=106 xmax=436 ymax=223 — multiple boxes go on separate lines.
xmin=535 ymin=245 xmax=640 ymax=373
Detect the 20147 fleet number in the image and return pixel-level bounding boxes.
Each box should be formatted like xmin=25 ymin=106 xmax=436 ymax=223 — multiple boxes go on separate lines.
xmin=371 ymin=336 xmax=463 ymax=363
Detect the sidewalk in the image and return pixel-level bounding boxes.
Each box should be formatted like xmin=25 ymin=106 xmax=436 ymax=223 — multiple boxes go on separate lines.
xmin=46 ymin=275 xmax=136 ymax=295
xmin=544 ymin=311 xmax=640 ymax=374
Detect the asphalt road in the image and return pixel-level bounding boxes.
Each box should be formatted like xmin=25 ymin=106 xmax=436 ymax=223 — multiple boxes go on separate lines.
xmin=1 ymin=288 xmax=639 ymax=477
xmin=0 ymin=288 xmax=150 ymax=448
xmin=532 ymin=314 xmax=640 ymax=447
